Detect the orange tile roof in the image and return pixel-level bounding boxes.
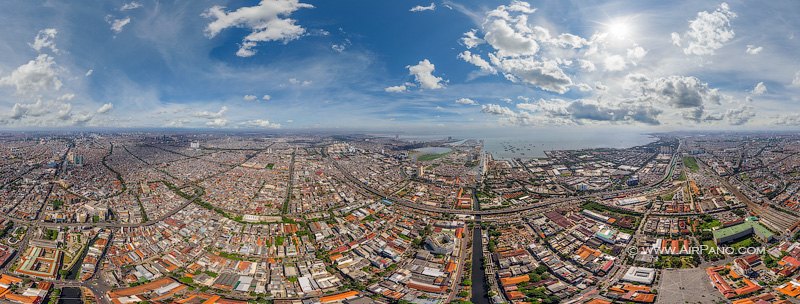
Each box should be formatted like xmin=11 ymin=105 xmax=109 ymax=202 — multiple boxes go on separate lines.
xmin=319 ymin=291 xmax=358 ymax=303
xmin=777 ymin=283 xmax=800 ymax=297
xmin=500 ymin=275 xmax=530 ymax=286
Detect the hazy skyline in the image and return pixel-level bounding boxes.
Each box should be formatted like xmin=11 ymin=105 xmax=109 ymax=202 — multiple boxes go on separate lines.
xmin=1 ymin=0 xmax=799 ymax=131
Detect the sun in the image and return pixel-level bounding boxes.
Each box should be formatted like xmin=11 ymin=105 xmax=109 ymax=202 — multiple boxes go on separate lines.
xmin=607 ymin=21 xmax=631 ymax=39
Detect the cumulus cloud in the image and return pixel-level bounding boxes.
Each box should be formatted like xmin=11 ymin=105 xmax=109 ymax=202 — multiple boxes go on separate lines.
xmin=120 ymin=1 xmax=142 ymax=11
xmin=775 ymin=114 xmax=800 ymax=126
xmin=10 ymin=100 xmax=48 ymax=119
xmin=577 ymin=60 xmax=596 ymax=72
xmin=745 ymin=45 xmax=763 ymax=55
xmin=455 ymin=1 xmax=587 ymax=94
xmin=627 ymin=75 xmax=722 ymax=122
xmin=455 ymin=98 xmax=478 ymax=105
xmin=202 ymin=0 xmax=314 ymax=57
xmin=206 ymin=118 xmax=228 ymax=127
xmin=384 ymin=85 xmax=407 ymax=93
xmin=96 ymin=103 xmax=113 ymax=114
xmin=56 ymin=103 xmax=72 ymax=120
xmin=481 ymin=103 xmax=536 ymax=125
xmin=725 ymin=106 xmax=755 ymax=125
xmin=792 ymin=71 xmax=800 ymax=87
xmin=407 ymin=59 xmax=445 ymax=89
xmin=565 ymin=100 xmax=662 ymax=125
xmin=670 ymin=32 xmax=682 ymax=47
xmin=457 ymin=51 xmax=496 ymax=74
xmin=262 ymin=95 xmax=271 ymax=101
xmin=288 ymin=78 xmax=312 ymax=86
xmin=676 ymin=2 xmax=737 ymax=56
xmin=461 ymin=29 xmax=484 ymax=49
xmin=751 ymin=82 xmax=767 ymax=95
xmin=85 ymin=69 xmax=93 ymax=77
xmin=108 ymin=16 xmax=131 ymax=34
xmin=242 ymin=119 xmax=281 ymax=128
xmin=410 ymin=3 xmax=436 ymax=12
xmin=29 ymin=28 xmax=58 ymax=53
xmin=490 ymin=57 xmax=572 ymax=93
xmin=483 ymin=14 xmax=538 ymax=57
xmin=194 ymin=106 xmax=228 ymax=119
xmin=0 ymin=54 xmax=62 ymax=95
xmin=626 ymin=46 xmax=647 ymax=62
xmin=603 ymin=55 xmax=626 ymax=71
xmin=331 ymin=39 xmax=351 ymax=53
xmin=243 ymin=94 xmax=257 ymax=101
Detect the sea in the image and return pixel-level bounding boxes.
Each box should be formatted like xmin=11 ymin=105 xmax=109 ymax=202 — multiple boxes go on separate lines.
xmin=394 ymin=128 xmax=657 ymax=159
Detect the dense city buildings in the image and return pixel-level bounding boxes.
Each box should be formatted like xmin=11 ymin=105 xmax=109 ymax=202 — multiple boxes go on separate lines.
xmin=0 ymin=131 xmax=798 ymax=304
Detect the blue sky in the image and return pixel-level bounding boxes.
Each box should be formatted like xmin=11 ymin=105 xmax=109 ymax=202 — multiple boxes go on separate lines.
xmin=1 ymin=0 xmax=799 ymax=131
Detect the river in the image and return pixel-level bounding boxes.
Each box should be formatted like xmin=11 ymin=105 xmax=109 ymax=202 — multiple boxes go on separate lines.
xmin=471 ymin=192 xmax=490 ymax=304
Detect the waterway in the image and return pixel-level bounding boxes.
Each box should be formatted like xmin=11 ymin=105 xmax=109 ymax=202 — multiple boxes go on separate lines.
xmin=58 ymin=287 xmax=83 ymax=304
xmin=471 ymin=193 xmax=490 ymax=304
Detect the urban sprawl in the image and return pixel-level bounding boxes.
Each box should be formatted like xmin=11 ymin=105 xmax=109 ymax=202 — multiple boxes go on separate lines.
xmin=0 ymin=132 xmax=799 ymax=304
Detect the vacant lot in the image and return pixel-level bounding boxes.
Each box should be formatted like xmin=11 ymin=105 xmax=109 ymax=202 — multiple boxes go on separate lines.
xmin=657 ymin=268 xmax=725 ymax=304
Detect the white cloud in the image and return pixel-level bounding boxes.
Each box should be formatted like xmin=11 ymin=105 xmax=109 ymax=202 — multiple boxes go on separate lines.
xmin=627 ymin=75 xmax=723 ymax=122
xmin=72 ymin=112 xmax=95 ymax=124
xmin=202 ymin=0 xmax=314 ymax=57
xmin=726 ymin=106 xmax=755 ymax=125
xmin=577 ymin=60 xmax=596 ymax=72
xmin=243 ymin=94 xmax=257 ymax=101
xmin=745 ymin=44 xmax=763 ymax=55
xmin=456 ymin=1 xmax=585 ymax=93
xmin=481 ymin=103 xmax=536 ymax=125
xmin=96 ymin=103 xmax=114 ymax=114
xmin=670 ymin=32 xmax=682 ymax=47
xmin=85 ymin=69 xmax=93 ymax=77
xmin=461 ymin=29 xmax=484 ymax=49
xmin=626 ymin=46 xmax=647 ymax=62
xmin=407 ymin=59 xmax=445 ymax=89
xmin=490 ymin=57 xmax=572 ymax=93
xmin=331 ymin=39 xmax=351 ymax=53
xmin=56 ymin=103 xmax=72 ymax=120
xmin=58 ymin=93 xmax=75 ymax=101
xmin=455 ymin=98 xmax=478 ymax=105
xmin=410 ymin=3 xmax=436 ymax=12
xmin=242 ymin=119 xmax=281 ymax=128
xmin=29 ymin=28 xmax=58 ymax=54
xmin=206 ymin=118 xmax=228 ymax=127
xmin=0 ymin=54 xmax=62 ymax=95
xmin=458 ymin=51 xmax=496 ymax=74
xmin=120 ymin=1 xmax=143 ymax=11
xmin=603 ymin=55 xmax=626 ymax=71
xmin=262 ymin=95 xmax=271 ymax=101
xmin=10 ymin=100 xmax=48 ymax=119
xmin=483 ymin=16 xmax=539 ymax=57
xmin=109 ymin=17 xmax=131 ymax=34
xmin=384 ymin=85 xmax=407 ymax=93
xmin=678 ymin=2 xmax=737 ymax=56
xmin=751 ymin=82 xmax=767 ymax=95
xmin=194 ymin=106 xmax=228 ymax=119
xmin=776 ymin=114 xmax=800 ymax=126
xmin=792 ymin=71 xmax=800 ymax=87
xmin=288 ymin=78 xmax=312 ymax=86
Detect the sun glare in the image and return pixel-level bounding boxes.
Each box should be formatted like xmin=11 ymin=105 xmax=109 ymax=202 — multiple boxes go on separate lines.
xmin=607 ymin=20 xmax=631 ymax=39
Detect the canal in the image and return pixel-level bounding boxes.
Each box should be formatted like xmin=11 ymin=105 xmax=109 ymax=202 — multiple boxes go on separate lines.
xmin=58 ymin=287 xmax=83 ymax=304
xmin=470 ymin=188 xmax=490 ymax=304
